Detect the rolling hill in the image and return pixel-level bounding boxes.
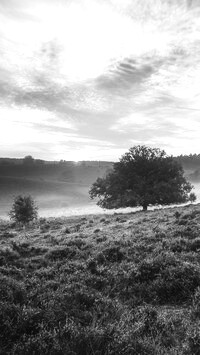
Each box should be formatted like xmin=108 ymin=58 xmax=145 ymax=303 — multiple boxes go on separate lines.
xmin=1 ymin=203 xmax=200 ymax=354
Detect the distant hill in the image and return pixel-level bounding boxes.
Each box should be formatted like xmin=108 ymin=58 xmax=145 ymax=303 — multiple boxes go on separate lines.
xmin=174 ymin=154 xmax=200 ymax=171
xmin=0 ymin=154 xmax=200 ymax=217
xmin=0 ymin=158 xmax=113 ymax=217
xmin=174 ymin=154 xmax=200 ymax=182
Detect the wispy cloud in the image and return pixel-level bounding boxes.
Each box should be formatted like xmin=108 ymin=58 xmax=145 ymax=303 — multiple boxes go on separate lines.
xmin=0 ymin=0 xmax=200 ymax=159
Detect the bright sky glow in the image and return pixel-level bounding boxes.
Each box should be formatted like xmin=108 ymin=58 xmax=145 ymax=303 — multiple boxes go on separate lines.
xmin=1 ymin=0 xmax=200 ymax=160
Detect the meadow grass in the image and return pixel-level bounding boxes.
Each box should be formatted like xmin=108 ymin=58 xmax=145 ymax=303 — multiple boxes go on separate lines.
xmin=1 ymin=204 xmax=200 ymax=354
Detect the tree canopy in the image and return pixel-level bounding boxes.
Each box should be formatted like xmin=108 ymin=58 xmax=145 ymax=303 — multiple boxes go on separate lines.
xmin=89 ymin=145 xmax=195 ymax=211
xmin=23 ymin=155 xmax=34 ymax=165
xmin=9 ymin=195 xmax=38 ymax=225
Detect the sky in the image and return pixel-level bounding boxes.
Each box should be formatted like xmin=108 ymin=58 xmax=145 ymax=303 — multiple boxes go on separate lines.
xmin=1 ymin=0 xmax=200 ymax=161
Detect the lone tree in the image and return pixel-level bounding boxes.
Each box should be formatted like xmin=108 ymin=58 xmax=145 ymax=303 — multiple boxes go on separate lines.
xmin=9 ymin=195 xmax=38 ymax=225
xmin=23 ymin=155 xmax=34 ymax=166
xmin=89 ymin=145 xmax=195 ymax=211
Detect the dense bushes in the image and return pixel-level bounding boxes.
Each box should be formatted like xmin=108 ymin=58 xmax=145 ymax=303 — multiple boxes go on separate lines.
xmin=132 ymin=254 xmax=200 ymax=303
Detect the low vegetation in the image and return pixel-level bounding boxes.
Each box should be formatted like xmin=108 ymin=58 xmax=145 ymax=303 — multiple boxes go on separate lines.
xmin=1 ymin=204 xmax=200 ymax=354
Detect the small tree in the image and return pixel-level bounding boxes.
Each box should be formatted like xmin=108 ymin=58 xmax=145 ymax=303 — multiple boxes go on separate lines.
xmin=9 ymin=195 xmax=38 ymax=225
xmin=23 ymin=155 xmax=34 ymax=166
xmin=89 ymin=145 xmax=195 ymax=211
xmin=189 ymin=192 xmax=197 ymax=203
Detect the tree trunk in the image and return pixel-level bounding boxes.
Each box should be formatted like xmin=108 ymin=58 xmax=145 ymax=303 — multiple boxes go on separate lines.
xmin=142 ymin=204 xmax=148 ymax=211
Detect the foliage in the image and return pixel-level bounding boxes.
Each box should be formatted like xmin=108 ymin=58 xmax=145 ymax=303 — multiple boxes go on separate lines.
xmin=1 ymin=204 xmax=200 ymax=354
xmin=9 ymin=195 xmax=38 ymax=225
xmin=23 ymin=155 xmax=35 ymax=165
xmin=189 ymin=192 xmax=197 ymax=203
xmin=89 ymin=145 xmax=194 ymax=210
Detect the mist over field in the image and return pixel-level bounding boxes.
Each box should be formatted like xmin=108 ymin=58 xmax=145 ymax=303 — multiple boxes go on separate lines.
xmin=0 ymin=156 xmax=199 ymax=219
xmin=0 ymin=160 xmax=113 ymax=218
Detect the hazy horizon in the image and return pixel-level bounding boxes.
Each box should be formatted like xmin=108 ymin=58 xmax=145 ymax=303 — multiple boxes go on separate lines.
xmin=2 ymin=151 xmax=200 ymax=163
xmin=0 ymin=156 xmax=199 ymax=219
xmin=1 ymin=0 xmax=200 ymax=160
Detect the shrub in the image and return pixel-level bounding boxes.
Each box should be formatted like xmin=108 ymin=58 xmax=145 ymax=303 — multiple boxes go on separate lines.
xmin=64 ymin=227 xmax=71 ymax=234
xmin=40 ymin=224 xmax=50 ymax=233
xmin=0 ymin=302 xmax=21 ymax=349
xmin=9 ymin=195 xmax=38 ymax=226
xmin=186 ymin=322 xmax=200 ymax=355
xmin=0 ymin=275 xmax=26 ymax=304
xmin=96 ymin=235 xmax=107 ymax=243
xmin=87 ymin=259 xmax=97 ymax=274
xmin=0 ymin=248 xmax=21 ymax=267
xmin=154 ymin=262 xmax=200 ymax=303
xmin=189 ymin=192 xmax=197 ymax=203
xmin=67 ymin=238 xmax=86 ymax=249
xmin=133 ymin=254 xmax=200 ymax=304
xmin=102 ymin=246 xmax=124 ymax=263
xmin=174 ymin=211 xmax=181 ymax=219
xmin=170 ymin=238 xmax=187 ymax=253
xmin=94 ymin=228 xmax=101 ymax=233
xmin=0 ymin=231 xmax=16 ymax=239
xmin=45 ymin=246 xmax=77 ymax=261
xmin=191 ymin=287 xmax=200 ymax=319
xmin=187 ymin=238 xmax=200 ymax=252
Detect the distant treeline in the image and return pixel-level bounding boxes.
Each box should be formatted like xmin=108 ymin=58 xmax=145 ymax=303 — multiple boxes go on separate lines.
xmin=1 ymin=154 xmax=200 ymax=185
xmin=174 ymin=154 xmax=200 ymax=170
xmin=1 ymin=154 xmax=200 ymax=170
xmin=0 ymin=156 xmax=113 ymax=168
xmin=0 ymin=156 xmax=113 ymax=186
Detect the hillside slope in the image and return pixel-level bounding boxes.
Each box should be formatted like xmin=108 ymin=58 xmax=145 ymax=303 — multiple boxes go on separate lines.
xmin=1 ymin=204 xmax=200 ymax=354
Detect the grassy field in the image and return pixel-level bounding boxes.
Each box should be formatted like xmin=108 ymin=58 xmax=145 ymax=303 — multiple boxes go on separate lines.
xmin=1 ymin=204 xmax=200 ymax=354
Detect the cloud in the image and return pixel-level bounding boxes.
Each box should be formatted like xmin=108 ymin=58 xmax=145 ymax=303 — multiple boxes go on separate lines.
xmin=0 ymin=0 xmax=200 ymax=159
xmin=96 ymin=57 xmax=154 ymax=95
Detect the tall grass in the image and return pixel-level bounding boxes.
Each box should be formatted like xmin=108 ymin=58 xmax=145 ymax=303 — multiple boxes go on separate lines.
xmin=1 ymin=204 xmax=200 ymax=354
